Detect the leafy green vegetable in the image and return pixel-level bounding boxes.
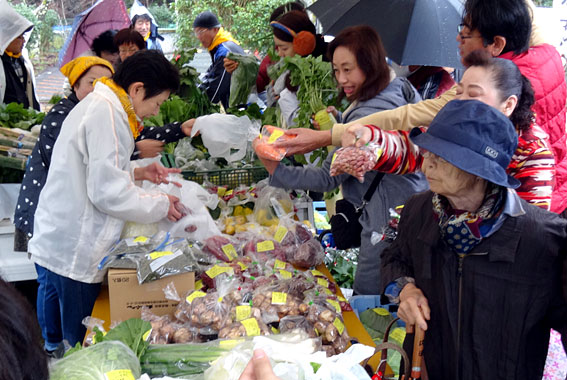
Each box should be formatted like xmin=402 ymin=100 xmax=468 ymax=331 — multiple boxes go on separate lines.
xmin=50 ymin=341 xmax=141 ymax=380
xmin=325 ymin=248 xmax=358 ymax=289
xmin=310 ymin=362 xmax=322 ymax=373
xmin=227 ymin=52 xmax=260 ymax=108
xmin=0 ymin=102 xmax=45 ymax=130
xmin=93 ymin=318 xmax=152 ymax=359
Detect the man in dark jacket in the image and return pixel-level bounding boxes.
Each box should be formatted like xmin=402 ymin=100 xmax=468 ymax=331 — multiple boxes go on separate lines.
xmin=193 ymin=11 xmax=244 ymax=109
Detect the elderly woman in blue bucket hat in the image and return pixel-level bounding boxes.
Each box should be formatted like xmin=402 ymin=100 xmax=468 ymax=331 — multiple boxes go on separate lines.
xmin=381 ymin=99 xmax=567 ymax=380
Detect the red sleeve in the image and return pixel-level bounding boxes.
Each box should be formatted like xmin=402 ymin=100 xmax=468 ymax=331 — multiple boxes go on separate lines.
xmin=256 ymin=55 xmax=273 ymax=93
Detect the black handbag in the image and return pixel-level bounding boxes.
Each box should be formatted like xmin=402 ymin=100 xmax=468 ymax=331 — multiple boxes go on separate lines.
xmin=329 ymin=173 xmax=384 ymax=249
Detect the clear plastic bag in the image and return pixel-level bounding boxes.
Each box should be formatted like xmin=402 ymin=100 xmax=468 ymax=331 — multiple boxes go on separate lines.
xmin=218 ymin=317 xmax=271 ymax=339
xmin=252 ymin=185 xmax=294 ymax=227
xmin=279 ymin=315 xmax=318 ymax=338
xmin=329 ymin=144 xmax=382 ymax=182
xmin=174 ymin=137 xmax=207 ymax=170
xmin=191 ymin=114 xmax=260 ymax=162
xmin=252 ymin=125 xmax=295 ymax=161
xmin=306 ymin=302 xmax=350 ymax=356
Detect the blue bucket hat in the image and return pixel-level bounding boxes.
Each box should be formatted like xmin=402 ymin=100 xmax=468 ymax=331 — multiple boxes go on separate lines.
xmin=410 ymin=99 xmax=520 ymax=189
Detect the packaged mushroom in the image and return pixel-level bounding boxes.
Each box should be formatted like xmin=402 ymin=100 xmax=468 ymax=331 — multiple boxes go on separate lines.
xmin=218 ymin=316 xmax=271 ymax=339
xmin=306 ymin=302 xmax=350 ymax=356
xmin=251 ymin=284 xmax=309 ymax=323
xmin=141 ymin=308 xmax=199 ymax=344
xmin=278 ymin=315 xmax=318 ymax=339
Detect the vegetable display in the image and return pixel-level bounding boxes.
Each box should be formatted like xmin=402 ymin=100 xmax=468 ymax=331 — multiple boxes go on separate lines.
xmin=0 ymin=102 xmax=45 ymax=130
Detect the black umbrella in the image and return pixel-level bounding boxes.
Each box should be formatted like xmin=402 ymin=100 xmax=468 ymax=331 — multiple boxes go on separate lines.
xmin=308 ymin=0 xmax=464 ymax=68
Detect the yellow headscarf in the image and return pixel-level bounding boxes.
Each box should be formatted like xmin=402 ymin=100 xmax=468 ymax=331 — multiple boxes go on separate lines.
xmin=4 ymin=50 xmax=22 ymax=59
xmin=208 ymin=28 xmax=240 ymax=51
xmin=92 ymin=77 xmax=142 ymax=139
xmin=60 ymin=56 xmax=115 ymax=87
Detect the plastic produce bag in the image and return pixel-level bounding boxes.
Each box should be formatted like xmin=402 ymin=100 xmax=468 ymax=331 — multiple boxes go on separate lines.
xmin=154 ymin=177 xmax=221 ymax=241
xmin=227 ymin=52 xmax=260 ymax=108
xmin=253 ymin=125 xmax=295 ymax=161
xmin=174 ymin=137 xmax=207 ymax=170
xmin=252 ymin=185 xmax=294 ymax=227
xmin=49 ymin=341 xmax=141 ymax=380
xmin=191 ymin=114 xmax=260 ymax=162
xmin=329 ymin=144 xmax=382 ymax=182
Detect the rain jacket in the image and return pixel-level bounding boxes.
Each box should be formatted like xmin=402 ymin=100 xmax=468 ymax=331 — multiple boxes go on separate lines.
xmin=270 ymin=77 xmax=429 ymax=294
xmin=28 ymin=82 xmax=169 ymax=284
xmin=0 ymin=0 xmax=39 ymax=109
xmin=381 ymin=190 xmax=567 ymax=379
xmin=200 ymin=31 xmax=244 ymax=109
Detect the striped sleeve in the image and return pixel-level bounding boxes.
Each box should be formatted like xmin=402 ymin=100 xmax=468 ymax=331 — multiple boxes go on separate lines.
xmin=369 ymin=125 xmax=425 ymax=175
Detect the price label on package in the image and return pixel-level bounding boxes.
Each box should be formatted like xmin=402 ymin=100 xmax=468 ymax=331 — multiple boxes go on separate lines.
xmin=236 ymin=305 xmax=252 ymax=321
xmin=222 ymin=244 xmax=237 ymax=261
xmin=279 ymin=269 xmax=292 ymax=279
xmin=268 ymin=129 xmax=284 ymax=144
xmin=104 ymin=369 xmax=136 ymax=380
xmin=241 ymin=318 xmax=261 ymax=336
xmin=311 ymin=269 xmax=324 ymax=277
xmin=273 ymin=259 xmax=287 ymax=270
xmin=149 ymin=251 xmax=173 ymax=260
xmin=317 ymin=278 xmax=329 ymax=288
xmin=257 ymin=240 xmax=275 ymax=252
xmin=194 ymin=280 xmax=204 ymax=291
xmin=333 ymin=317 xmax=345 ymax=335
xmin=272 ymin=292 xmax=288 ymax=305
xmin=133 ymin=236 xmax=148 ymax=244
xmin=323 ymin=288 xmax=334 ymax=296
xmin=237 ymin=261 xmax=248 ymax=271
xmin=327 ymin=299 xmax=341 ymax=313
xmin=206 ymin=265 xmax=233 ymax=279
xmin=274 ymin=226 xmax=288 ymax=243
xmin=220 ymin=338 xmax=245 ymax=349
xmin=186 ymin=291 xmax=206 ymax=304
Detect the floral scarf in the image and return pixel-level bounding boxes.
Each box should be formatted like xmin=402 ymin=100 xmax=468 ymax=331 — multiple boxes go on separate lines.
xmin=432 ymin=184 xmax=505 ymax=254
xmin=93 ymin=77 xmax=143 ymax=139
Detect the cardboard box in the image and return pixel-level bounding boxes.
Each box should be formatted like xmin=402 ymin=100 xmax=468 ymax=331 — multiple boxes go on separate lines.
xmin=108 ymin=268 xmax=194 ymax=322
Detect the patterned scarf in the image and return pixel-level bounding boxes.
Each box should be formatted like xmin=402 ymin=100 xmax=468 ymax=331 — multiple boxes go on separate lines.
xmin=432 ymin=184 xmax=505 ymax=254
xmin=93 ymin=77 xmax=143 ymax=139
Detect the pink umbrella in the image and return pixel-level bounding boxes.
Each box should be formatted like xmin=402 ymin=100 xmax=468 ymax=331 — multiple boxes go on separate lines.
xmin=58 ymin=0 xmax=130 ymax=67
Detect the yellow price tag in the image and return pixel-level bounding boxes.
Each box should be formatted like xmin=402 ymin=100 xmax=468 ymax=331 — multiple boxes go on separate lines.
xmin=226 ymin=190 xmax=233 ymax=196
xmin=195 ymin=280 xmax=204 ymax=291
xmin=331 ymin=153 xmax=338 ymax=165
xmin=373 ymin=308 xmax=390 ymax=317
xmin=327 ymin=299 xmax=341 ymax=313
xmin=337 ymin=296 xmax=347 ymax=302
xmin=241 ymin=318 xmax=261 ymax=336
xmin=220 ymin=338 xmax=245 ymax=349
xmin=149 ymin=251 xmax=173 ymax=260
xmin=268 ymin=129 xmax=284 ymax=143
xmin=217 ymin=187 xmax=227 ymax=197
xmin=272 ymin=292 xmax=288 ymax=305
xmin=186 ymin=291 xmax=206 ymax=304
xmin=236 ymin=305 xmax=252 ymax=321
xmin=257 ymin=240 xmax=275 ymax=252
xmin=311 ymin=270 xmax=324 ymax=277
xmin=333 ymin=317 xmax=345 ymax=335
xmin=237 ymin=262 xmax=248 ymax=271
xmin=206 ymin=265 xmax=233 ymax=279
xmin=279 ymin=269 xmax=292 ymax=279
xmin=142 ymin=329 xmax=151 ymax=341
xmin=274 ymin=226 xmax=288 ymax=243
xmin=317 ymin=278 xmax=329 ymax=288
xmin=273 ymin=259 xmax=287 ymax=270
xmin=104 ymin=369 xmax=135 ymax=380
xmin=133 ymin=236 xmax=148 ymax=243
xmin=323 ymin=288 xmax=334 ymax=296
xmin=222 ymin=244 xmax=237 ymax=261
xmin=271 ymin=326 xmax=280 ymax=334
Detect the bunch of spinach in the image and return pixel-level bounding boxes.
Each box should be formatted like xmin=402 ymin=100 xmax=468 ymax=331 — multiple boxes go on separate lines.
xmin=0 ymin=102 xmax=45 ymax=130
xmin=226 ymin=52 xmax=260 ymax=108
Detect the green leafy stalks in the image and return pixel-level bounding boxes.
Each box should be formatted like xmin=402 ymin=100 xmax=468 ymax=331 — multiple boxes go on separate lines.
xmin=93 ymin=318 xmax=152 ymax=359
xmin=0 ymin=102 xmax=45 ymax=130
xmin=227 ymin=52 xmax=260 ymax=108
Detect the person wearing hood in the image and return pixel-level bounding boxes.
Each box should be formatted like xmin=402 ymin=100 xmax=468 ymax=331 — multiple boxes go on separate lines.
xmin=193 ymin=10 xmax=244 ymax=109
xmin=130 ymin=0 xmax=163 ymax=52
xmin=0 ymin=0 xmax=39 ymax=110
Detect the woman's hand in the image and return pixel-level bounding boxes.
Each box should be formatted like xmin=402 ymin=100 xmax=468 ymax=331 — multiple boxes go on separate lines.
xmin=238 ymin=349 xmax=280 ymax=380
xmin=398 ymin=283 xmax=430 ymax=332
xmin=166 ymin=194 xmax=183 ymax=222
xmin=135 ymin=162 xmax=181 ymax=186
xmin=327 ymin=106 xmax=338 ymax=118
xmin=273 ymin=129 xmax=331 ymax=155
xmin=312 ymin=106 xmax=337 ymax=130
xmin=136 ymin=139 xmax=165 ymax=158
xmin=341 ymin=124 xmax=373 ymax=148
xmin=181 ymin=118 xmax=196 ymax=136
xmin=224 ymin=58 xmax=239 ymax=73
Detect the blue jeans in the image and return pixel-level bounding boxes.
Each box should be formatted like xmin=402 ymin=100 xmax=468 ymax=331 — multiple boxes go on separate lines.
xmin=39 ymin=266 xmax=101 ymax=347
xmin=35 ymin=264 xmax=62 ymax=351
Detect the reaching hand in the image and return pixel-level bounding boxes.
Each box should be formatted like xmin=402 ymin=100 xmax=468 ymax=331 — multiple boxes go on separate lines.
xmin=341 ymin=124 xmax=373 ymax=148
xmin=224 ymin=58 xmax=239 ymax=73
xmin=398 ymin=283 xmax=430 ymax=332
xmin=136 ymin=139 xmax=165 ymax=158
xmin=166 ymin=194 xmax=183 ymax=222
xmin=238 ymin=350 xmax=280 ymax=380
xmin=273 ymin=128 xmax=331 ymax=156
xmin=136 ymin=162 xmax=181 ymax=186
xmin=181 ymin=118 xmax=196 ymax=136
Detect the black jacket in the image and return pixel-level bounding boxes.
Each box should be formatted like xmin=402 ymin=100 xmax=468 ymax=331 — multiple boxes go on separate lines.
xmin=1 ymin=53 xmax=40 ymax=110
xmin=199 ymin=40 xmax=244 ymax=109
xmin=381 ymin=191 xmax=567 ymax=380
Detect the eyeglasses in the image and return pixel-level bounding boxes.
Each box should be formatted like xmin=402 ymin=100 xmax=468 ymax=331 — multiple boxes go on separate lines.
xmin=457 ymin=23 xmax=482 ymax=40
xmin=194 ymin=28 xmax=208 ymax=37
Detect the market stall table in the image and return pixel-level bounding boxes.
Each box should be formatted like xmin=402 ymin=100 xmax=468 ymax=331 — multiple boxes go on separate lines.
xmin=90 ymin=263 xmax=387 ymax=373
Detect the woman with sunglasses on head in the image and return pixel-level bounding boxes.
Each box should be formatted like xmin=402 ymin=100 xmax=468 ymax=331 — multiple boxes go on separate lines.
xmin=255 ymin=26 xmax=428 ymax=295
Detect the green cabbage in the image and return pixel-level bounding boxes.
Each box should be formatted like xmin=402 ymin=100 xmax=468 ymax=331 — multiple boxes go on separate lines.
xmin=49 ymin=341 xmax=141 ymax=380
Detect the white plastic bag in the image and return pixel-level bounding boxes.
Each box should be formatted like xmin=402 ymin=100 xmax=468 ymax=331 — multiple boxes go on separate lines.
xmin=191 ymin=114 xmax=260 ymax=162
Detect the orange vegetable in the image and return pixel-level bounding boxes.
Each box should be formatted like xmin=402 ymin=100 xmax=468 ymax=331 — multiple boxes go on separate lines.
xmin=253 ymin=126 xmax=296 ymax=161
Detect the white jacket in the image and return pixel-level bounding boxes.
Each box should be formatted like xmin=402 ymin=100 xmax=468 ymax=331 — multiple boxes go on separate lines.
xmin=29 ymin=82 xmax=169 ymax=283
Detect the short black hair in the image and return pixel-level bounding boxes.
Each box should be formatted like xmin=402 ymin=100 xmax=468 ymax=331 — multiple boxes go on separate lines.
xmin=114 ymin=28 xmax=146 ymax=51
xmin=0 ymin=280 xmax=48 ymax=380
xmin=132 ymin=14 xmax=152 ymax=26
xmin=464 ymin=0 xmax=531 ymax=55
xmin=92 ymin=29 xmax=118 ymax=56
xmin=114 ymin=50 xmax=179 ymax=99
xmin=269 ymin=2 xmax=305 ymax=22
